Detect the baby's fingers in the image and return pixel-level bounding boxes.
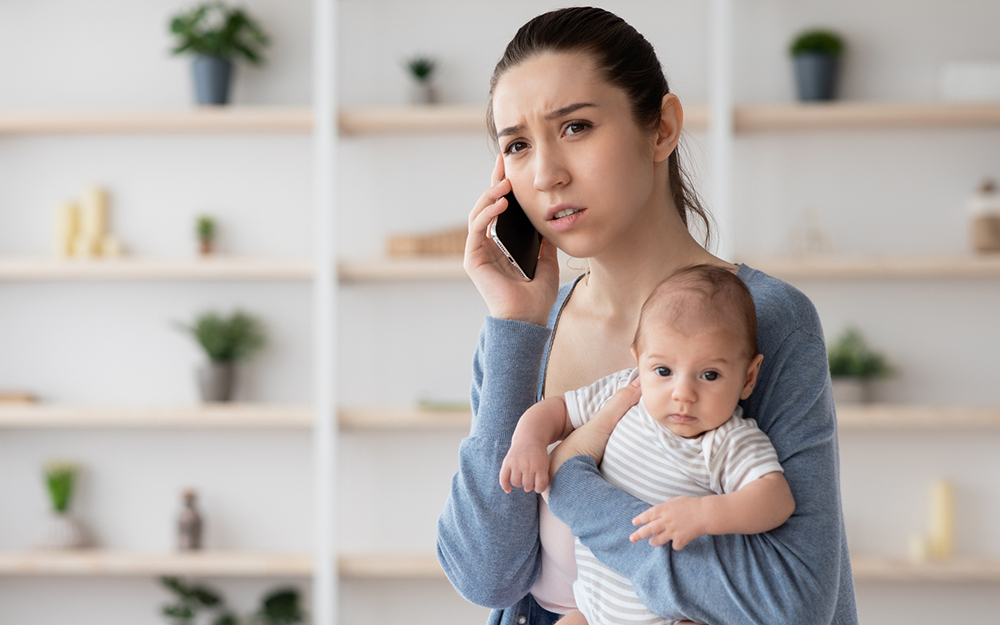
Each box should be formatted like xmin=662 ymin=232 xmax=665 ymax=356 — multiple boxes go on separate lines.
xmin=499 ymin=466 xmax=513 ymax=494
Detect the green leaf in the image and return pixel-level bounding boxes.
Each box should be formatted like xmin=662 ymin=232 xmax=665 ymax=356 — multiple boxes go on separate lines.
xmin=257 ymin=588 xmax=303 ymax=624
xmin=44 ymin=462 xmax=77 ymax=513
xmin=167 ymin=2 xmax=269 ymax=65
xmin=789 ymin=29 xmax=844 ymax=57
xmin=175 ymin=310 xmax=266 ymax=363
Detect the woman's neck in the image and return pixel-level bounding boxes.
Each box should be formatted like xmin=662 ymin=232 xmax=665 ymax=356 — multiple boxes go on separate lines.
xmin=577 ymin=199 xmax=724 ymax=324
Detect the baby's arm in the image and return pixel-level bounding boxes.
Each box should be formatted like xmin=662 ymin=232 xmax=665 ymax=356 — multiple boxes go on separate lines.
xmin=499 ymin=396 xmax=574 ymax=494
xmin=630 ymin=472 xmax=795 ymax=550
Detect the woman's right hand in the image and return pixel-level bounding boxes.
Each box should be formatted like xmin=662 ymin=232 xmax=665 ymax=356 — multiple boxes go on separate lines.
xmin=464 ymin=153 xmax=560 ymax=326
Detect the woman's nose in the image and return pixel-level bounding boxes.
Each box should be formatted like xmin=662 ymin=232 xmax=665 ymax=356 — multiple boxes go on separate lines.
xmin=532 ymin=141 xmax=570 ymax=191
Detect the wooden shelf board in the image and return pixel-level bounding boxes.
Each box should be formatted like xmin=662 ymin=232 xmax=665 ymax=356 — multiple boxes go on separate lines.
xmin=837 ymin=405 xmax=1000 ymax=430
xmin=338 ymin=554 xmax=443 ymax=579
xmin=339 ymin=406 xmax=470 ymax=430
xmin=735 ymin=102 xmax=1000 ymax=132
xmin=339 ymin=256 xmax=468 ymax=283
xmin=0 ymin=404 xmax=313 ymax=429
xmin=739 ymin=255 xmax=1000 ymax=279
xmin=0 ymin=550 xmax=312 ymax=577
xmin=0 ymin=257 xmax=313 ymax=282
xmin=0 ymin=108 xmax=313 ymax=134
xmin=851 ymin=556 xmax=1000 ymax=582
xmin=339 ymin=106 xmax=485 ymax=135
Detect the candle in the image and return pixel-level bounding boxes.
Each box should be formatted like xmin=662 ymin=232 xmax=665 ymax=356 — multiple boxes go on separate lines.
xmin=80 ymin=186 xmax=109 ymax=240
xmin=55 ymin=202 xmax=79 ymax=257
xmin=908 ymin=533 xmax=930 ymax=563
xmin=928 ymin=478 xmax=955 ymax=560
xmin=102 ymin=234 xmax=124 ymax=257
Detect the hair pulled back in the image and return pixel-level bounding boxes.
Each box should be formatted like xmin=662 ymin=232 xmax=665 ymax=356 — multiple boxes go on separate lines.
xmin=487 ymin=6 xmax=711 ymax=244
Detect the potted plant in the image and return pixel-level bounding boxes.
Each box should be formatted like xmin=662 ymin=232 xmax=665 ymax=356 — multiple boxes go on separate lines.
xmin=160 ymin=577 xmax=304 ymax=625
xmin=38 ymin=461 xmax=87 ymax=549
xmin=789 ymin=29 xmax=844 ymax=101
xmin=169 ymin=2 xmax=270 ymax=105
xmin=405 ymin=55 xmax=438 ymax=105
xmin=196 ymin=215 xmax=217 ymax=255
xmin=828 ymin=327 xmax=892 ymax=404
xmin=176 ymin=310 xmax=266 ymax=402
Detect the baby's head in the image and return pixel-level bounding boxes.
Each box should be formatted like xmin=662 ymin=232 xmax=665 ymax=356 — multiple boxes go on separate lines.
xmin=631 ymin=265 xmax=763 ymax=438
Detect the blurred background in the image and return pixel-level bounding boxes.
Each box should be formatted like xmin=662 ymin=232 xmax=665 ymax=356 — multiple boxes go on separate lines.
xmin=1 ymin=0 xmax=998 ymax=623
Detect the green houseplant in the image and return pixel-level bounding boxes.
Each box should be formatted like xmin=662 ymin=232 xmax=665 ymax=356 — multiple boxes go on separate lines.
xmin=176 ymin=310 xmax=266 ymax=402
xmin=39 ymin=461 xmax=87 ymax=549
xmin=169 ymin=2 xmax=270 ymax=105
xmin=788 ymin=29 xmax=844 ymax=101
xmin=828 ymin=327 xmax=892 ymax=404
xmin=405 ymin=55 xmax=438 ymax=104
xmin=161 ymin=578 xmax=304 ymax=625
xmin=196 ymin=215 xmax=217 ymax=255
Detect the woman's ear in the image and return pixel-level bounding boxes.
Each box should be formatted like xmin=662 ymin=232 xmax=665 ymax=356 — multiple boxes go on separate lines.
xmin=652 ymin=93 xmax=683 ymax=164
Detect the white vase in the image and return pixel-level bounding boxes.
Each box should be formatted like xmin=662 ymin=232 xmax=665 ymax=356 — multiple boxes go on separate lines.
xmin=409 ymin=81 xmax=437 ymax=105
xmin=831 ymin=377 xmax=873 ymax=405
xmin=37 ymin=512 xmax=86 ymax=549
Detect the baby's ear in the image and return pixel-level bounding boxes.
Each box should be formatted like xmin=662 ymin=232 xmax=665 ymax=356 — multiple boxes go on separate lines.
xmin=630 ymin=345 xmax=638 ymax=361
xmin=741 ymin=354 xmax=765 ymax=400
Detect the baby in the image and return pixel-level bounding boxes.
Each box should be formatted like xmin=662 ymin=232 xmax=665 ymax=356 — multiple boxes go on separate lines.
xmin=500 ymin=264 xmax=795 ymax=625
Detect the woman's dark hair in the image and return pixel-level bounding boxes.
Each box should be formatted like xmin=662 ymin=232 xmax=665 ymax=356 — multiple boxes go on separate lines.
xmin=487 ymin=7 xmax=711 ymax=245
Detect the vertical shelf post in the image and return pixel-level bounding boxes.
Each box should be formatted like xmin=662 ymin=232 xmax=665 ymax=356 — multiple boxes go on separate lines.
xmin=313 ymin=0 xmax=339 ymax=623
xmin=709 ymin=0 xmax=736 ymax=260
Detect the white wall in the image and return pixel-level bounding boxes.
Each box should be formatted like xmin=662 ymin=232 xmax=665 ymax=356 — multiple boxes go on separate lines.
xmin=1 ymin=1 xmax=998 ymax=623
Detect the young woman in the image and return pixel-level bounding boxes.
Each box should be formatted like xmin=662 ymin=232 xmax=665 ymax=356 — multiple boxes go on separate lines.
xmin=438 ymin=8 xmax=858 ymax=625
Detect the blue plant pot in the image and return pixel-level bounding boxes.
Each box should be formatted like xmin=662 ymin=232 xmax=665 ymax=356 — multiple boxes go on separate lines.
xmin=191 ymin=55 xmax=233 ymax=105
xmin=793 ymin=53 xmax=840 ymax=101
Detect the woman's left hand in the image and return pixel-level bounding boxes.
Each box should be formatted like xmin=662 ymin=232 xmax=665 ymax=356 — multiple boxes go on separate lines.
xmin=548 ymin=378 xmax=641 ymax=482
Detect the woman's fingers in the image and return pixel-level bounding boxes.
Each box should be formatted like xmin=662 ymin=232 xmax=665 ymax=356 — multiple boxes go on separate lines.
xmin=490 ymin=152 xmax=506 ymax=187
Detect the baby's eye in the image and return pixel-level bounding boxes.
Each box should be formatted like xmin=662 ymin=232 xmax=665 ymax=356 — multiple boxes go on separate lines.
xmin=654 ymin=366 xmax=671 ymax=377
xmin=504 ymin=140 xmax=529 ymax=155
xmin=701 ymin=371 xmax=720 ymax=381
xmin=564 ymin=121 xmax=589 ymax=135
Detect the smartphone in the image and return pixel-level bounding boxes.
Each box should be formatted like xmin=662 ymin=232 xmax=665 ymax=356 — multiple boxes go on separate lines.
xmin=489 ymin=190 xmax=542 ymax=281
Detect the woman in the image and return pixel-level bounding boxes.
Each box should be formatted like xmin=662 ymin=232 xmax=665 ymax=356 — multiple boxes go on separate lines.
xmin=438 ymin=8 xmax=858 ymax=625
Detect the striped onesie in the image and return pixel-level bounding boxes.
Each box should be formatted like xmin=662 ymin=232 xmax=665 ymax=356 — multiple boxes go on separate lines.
xmin=563 ymin=368 xmax=784 ymax=625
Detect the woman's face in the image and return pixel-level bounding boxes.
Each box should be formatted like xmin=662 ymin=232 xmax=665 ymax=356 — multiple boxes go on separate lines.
xmin=492 ymin=52 xmax=665 ymax=259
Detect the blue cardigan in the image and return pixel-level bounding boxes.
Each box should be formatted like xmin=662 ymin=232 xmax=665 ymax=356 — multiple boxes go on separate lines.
xmin=438 ymin=264 xmax=858 ymax=625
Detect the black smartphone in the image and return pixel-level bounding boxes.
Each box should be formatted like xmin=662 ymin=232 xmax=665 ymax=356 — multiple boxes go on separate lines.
xmin=489 ymin=190 xmax=542 ymax=281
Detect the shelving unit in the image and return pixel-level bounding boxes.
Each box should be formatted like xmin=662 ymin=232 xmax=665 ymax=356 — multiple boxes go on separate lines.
xmin=0 ymin=404 xmax=314 ymax=429
xmin=0 ymin=257 xmax=312 ymax=282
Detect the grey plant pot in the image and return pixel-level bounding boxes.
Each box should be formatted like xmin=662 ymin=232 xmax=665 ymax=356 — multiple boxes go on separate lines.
xmin=831 ymin=377 xmax=872 ymax=405
xmin=793 ymin=53 xmax=840 ymax=101
xmin=191 ymin=55 xmax=233 ymax=105
xmin=198 ymin=362 xmax=235 ymax=402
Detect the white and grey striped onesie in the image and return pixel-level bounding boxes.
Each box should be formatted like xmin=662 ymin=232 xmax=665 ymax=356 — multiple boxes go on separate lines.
xmin=563 ymin=368 xmax=784 ymax=625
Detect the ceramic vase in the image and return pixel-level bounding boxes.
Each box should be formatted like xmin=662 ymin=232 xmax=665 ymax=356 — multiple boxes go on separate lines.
xmin=831 ymin=377 xmax=872 ymax=405
xmin=38 ymin=512 xmax=86 ymax=549
xmin=410 ymin=81 xmax=437 ymax=105
xmin=793 ymin=53 xmax=840 ymax=101
xmin=198 ymin=362 xmax=235 ymax=402
xmin=191 ymin=55 xmax=233 ymax=105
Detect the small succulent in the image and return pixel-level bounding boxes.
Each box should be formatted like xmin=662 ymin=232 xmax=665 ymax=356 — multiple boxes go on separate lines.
xmin=197 ymin=215 xmax=216 ymax=242
xmin=828 ymin=327 xmax=892 ymax=379
xmin=789 ymin=29 xmax=844 ymax=57
xmin=44 ymin=461 xmax=78 ymax=513
xmin=406 ymin=56 xmax=436 ymax=82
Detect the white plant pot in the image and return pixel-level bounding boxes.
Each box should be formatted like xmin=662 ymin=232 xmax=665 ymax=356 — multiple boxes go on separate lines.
xmin=831 ymin=377 xmax=873 ymax=405
xmin=37 ymin=512 xmax=86 ymax=549
xmin=409 ymin=81 xmax=437 ymax=105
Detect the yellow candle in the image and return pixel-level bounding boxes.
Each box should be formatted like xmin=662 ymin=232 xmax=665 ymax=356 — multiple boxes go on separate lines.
xmin=72 ymin=233 xmax=99 ymax=258
xmin=928 ymin=478 xmax=955 ymax=560
xmin=55 ymin=202 xmax=79 ymax=257
xmin=908 ymin=533 xmax=930 ymax=563
xmin=80 ymin=185 xmax=109 ymax=239
xmin=102 ymin=234 xmax=124 ymax=257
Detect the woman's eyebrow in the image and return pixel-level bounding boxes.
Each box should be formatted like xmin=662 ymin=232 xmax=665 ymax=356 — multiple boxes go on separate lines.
xmin=497 ymin=102 xmax=597 ymax=138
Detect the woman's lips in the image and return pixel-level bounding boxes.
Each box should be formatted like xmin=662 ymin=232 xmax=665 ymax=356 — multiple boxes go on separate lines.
xmin=547 ymin=205 xmax=586 ymax=233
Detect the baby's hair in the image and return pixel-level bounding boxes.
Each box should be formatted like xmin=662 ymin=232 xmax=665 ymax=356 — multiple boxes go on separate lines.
xmin=632 ymin=265 xmax=758 ymax=362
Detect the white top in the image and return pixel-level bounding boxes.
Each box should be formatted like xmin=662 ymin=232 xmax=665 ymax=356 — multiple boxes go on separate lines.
xmin=562 ymin=368 xmax=784 ymax=625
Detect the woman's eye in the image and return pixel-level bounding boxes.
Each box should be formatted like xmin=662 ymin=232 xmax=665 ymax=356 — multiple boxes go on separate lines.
xmin=565 ymin=122 xmax=588 ymax=135
xmin=654 ymin=366 xmax=671 ymax=377
xmin=702 ymin=371 xmax=720 ymax=381
xmin=503 ymin=140 xmax=528 ymax=155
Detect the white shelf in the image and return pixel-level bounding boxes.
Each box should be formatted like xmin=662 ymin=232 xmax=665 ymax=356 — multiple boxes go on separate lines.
xmin=0 ymin=550 xmax=312 ymax=577
xmin=0 ymin=257 xmax=313 ymax=282
xmin=339 ymin=406 xmax=470 ymax=430
xmin=0 ymin=550 xmax=444 ymax=579
xmin=0 ymin=404 xmax=313 ymax=429
xmin=837 ymin=405 xmax=1000 ymax=430
xmin=739 ymin=255 xmax=1000 ymax=279
xmin=0 ymin=108 xmax=313 ymax=134
xmin=735 ymin=101 xmax=1000 ymax=132
xmin=851 ymin=556 xmax=1000 ymax=582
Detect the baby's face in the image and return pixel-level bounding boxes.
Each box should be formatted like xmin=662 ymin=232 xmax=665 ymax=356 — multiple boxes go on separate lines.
xmin=633 ymin=319 xmax=762 ymax=438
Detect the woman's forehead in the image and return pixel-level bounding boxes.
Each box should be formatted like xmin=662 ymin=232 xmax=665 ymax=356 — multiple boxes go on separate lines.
xmin=492 ymin=51 xmax=612 ymax=128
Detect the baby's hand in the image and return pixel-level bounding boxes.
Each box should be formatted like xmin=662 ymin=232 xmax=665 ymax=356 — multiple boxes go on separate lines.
xmin=630 ymin=496 xmax=706 ymax=550
xmin=499 ymin=442 xmax=551 ymax=494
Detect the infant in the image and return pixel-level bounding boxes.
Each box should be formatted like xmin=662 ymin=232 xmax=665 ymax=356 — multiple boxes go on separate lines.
xmin=500 ymin=264 xmax=795 ymax=625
